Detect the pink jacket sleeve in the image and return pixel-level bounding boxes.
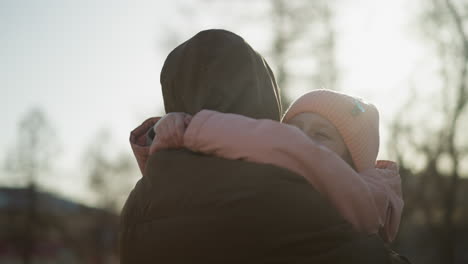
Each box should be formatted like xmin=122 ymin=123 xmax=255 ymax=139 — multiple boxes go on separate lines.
xmin=360 ymin=161 xmax=404 ymax=242
xmin=184 ymin=110 xmax=403 ymax=242
xmin=129 ymin=117 xmax=161 ymax=175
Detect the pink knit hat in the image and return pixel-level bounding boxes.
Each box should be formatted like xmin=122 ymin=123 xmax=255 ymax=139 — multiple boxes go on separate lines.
xmin=282 ymin=89 xmax=379 ymax=172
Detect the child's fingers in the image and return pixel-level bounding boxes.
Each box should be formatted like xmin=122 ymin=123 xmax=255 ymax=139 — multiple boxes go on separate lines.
xmin=154 ymin=121 xmax=166 ymax=140
xmin=166 ymin=114 xmax=183 ymax=147
xmin=150 ymin=140 xmax=169 ymax=154
xmin=150 ymin=134 xmax=164 ymax=154
xmin=174 ymin=116 xmax=185 ymax=145
xmin=152 ymin=112 xmax=188 ymax=150
xmin=157 ymin=121 xmax=174 ymax=147
xmin=184 ymin=114 xmax=192 ymax=126
xmin=166 ymin=118 xmax=178 ymax=146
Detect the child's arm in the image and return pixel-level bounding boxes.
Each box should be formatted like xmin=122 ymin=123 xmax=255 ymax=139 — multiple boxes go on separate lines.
xmin=150 ymin=112 xmax=192 ymax=155
xmin=183 ymin=110 xmax=382 ymax=235
xmin=130 ymin=113 xmax=192 ymax=176
xmin=360 ymin=161 xmax=403 ymax=242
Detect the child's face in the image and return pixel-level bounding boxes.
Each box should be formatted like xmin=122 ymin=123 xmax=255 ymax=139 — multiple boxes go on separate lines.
xmin=286 ymin=112 xmax=349 ymax=159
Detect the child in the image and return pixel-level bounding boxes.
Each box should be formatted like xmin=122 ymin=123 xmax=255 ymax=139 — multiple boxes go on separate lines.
xmin=131 ymin=89 xmax=403 ymax=243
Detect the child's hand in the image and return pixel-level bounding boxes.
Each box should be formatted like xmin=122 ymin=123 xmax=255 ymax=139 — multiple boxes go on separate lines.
xmin=149 ymin=112 xmax=192 ymax=154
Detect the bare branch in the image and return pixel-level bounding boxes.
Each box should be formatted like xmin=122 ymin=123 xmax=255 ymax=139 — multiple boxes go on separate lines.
xmin=444 ymin=0 xmax=468 ymax=115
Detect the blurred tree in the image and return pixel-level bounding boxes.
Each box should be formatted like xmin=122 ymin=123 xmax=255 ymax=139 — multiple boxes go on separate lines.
xmin=162 ymin=0 xmax=340 ymax=112
xmin=83 ymin=129 xmax=138 ymax=212
xmin=269 ymin=0 xmax=339 ymax=109
xmin=4 ymin=107 xmax=57 ymax=186
xmin=83 ymin=129 xmax=138 ymax=263
xmin=3 ymin=107 xmax=58 ymax=264
xmin=389 ymin=0 xmax=468 ymax=263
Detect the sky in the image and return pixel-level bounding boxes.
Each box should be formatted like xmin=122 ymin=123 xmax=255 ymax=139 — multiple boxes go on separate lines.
xmin=0 ymin=0 xmax=429 ymax=204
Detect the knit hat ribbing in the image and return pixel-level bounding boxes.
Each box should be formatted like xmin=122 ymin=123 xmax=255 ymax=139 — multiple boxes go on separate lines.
xmin=282 ymin=89 xmax=379 ymax=172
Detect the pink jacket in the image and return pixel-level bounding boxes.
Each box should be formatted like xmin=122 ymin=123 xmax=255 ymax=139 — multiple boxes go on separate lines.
xmin=183 ymin=110 xmax=403 ymax=242
xmin=129 ymin=110 xmax=403 ymax=242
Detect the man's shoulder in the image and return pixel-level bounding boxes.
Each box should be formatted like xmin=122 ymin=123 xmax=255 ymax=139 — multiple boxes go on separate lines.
xmin=147 ymin=148 xmax=306 ymax=181
xmin=141 ymin=149 xmax=312 ymax=209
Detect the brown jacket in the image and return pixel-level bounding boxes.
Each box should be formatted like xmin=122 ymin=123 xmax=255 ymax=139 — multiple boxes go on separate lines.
xmin=119 ymin=29 xmax=408 ymax=263
xmin=120 ymin=149 xmax=393 ymax=263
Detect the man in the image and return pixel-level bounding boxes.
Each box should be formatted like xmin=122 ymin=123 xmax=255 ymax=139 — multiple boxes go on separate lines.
xmin=120 ymin=29 xmax=400 ymax=263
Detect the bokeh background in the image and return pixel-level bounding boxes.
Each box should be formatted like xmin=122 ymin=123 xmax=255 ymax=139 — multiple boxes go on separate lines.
xmin=1 ymin=0 xmax=467 ymax=263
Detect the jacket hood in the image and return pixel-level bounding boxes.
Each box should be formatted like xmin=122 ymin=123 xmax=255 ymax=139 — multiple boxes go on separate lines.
xmin=160 ymin=29 xmax=282 ymax=121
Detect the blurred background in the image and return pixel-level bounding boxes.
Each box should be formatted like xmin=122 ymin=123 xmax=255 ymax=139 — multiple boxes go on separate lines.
xmin=1 ymin=0 xmax=467 ymax=263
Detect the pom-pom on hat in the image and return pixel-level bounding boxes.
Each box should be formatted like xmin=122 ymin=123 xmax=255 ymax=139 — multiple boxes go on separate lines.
xmin=282 ymin=89 xmax=380 ymax=172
